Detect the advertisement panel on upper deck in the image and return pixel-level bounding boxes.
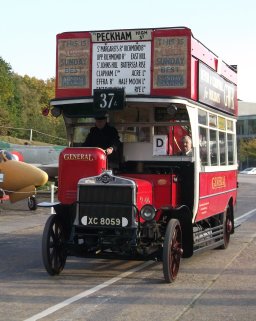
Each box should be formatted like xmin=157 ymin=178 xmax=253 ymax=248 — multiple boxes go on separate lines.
xmin=152 ymin=36 xmax=188 ymax=89
xmin=198 ymin=62 xmax=237 ymax=115
xmin=57 ymin=38 xmax=90 ymax=89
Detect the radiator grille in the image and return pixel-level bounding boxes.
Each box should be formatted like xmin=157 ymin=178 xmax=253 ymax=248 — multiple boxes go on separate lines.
xmin=78 ymin=185 xmax=135 ymax=227
xmin=79 ymin=185 xmax=133 ymax=204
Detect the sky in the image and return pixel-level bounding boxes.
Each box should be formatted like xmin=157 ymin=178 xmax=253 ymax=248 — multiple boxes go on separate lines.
xmin=1 ymin=0 xmax=255 ymax=102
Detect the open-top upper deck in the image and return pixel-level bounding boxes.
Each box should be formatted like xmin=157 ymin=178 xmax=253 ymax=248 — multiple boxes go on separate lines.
xmin=54 ymin=27 xmax=237 ymax=116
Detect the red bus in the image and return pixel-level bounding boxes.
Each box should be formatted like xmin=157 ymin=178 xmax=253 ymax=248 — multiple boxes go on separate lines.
xmin=41 ymin=27 xmax=237 ymax=282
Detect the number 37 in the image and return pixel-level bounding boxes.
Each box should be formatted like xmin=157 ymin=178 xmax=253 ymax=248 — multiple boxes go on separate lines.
xmin=99 ymin=92 xmax=116 ymax=109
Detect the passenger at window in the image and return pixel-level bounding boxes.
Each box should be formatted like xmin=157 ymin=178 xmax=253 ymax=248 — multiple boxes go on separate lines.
xmin=180 ymin=135 xmax=193 ymax=156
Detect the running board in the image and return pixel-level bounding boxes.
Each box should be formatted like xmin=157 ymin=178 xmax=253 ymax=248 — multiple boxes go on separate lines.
xmin=193 ymin=224 xmax=224 ymax=254
xmin=193 ymin=239 xmax=224 ymax=254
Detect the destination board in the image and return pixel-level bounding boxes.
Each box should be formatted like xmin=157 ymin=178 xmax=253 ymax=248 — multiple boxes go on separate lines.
xmin=92 ymin=42 xmax=151 ymax=95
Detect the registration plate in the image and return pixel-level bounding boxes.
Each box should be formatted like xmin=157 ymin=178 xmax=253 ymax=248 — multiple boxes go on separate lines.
xmin=81 ymin=216 xmax=129 ymax=227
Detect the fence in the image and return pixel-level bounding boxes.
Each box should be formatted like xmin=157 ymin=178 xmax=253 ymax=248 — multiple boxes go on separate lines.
xmin=0 ymin=126 xmax=67 ymax=145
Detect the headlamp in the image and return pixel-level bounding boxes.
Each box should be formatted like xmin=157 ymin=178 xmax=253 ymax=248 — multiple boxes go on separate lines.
xmin=51 ymin=107 xmax=62 ymax=117
xmin=140 ymin=204 xmax=156 ymax=221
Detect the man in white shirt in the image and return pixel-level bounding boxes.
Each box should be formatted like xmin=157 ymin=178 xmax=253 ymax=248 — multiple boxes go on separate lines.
xmin=181 ymin=135 xmax=193 ymax=156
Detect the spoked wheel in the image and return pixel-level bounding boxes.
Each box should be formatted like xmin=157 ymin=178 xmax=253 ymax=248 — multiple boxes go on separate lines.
xmin=42 ymin=214 xmax=67 ymax=275
xmin=163 ymin=219 xmax=183 ymax=283
xmin=28 ymin=195 xmax=37 ymax=211
xmin=220 ymin=205 xmax=233 ymax=249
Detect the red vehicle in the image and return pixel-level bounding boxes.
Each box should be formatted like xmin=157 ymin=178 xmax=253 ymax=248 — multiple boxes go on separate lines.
xmin=41 ymin=27 xmax=238 ymax=282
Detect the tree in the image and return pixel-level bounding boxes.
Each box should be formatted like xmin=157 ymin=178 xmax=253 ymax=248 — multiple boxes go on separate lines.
xmin=0 ymin=57 xmax=14 ymax=103
xmin=238 ymin=138 xmax=256 ymax=162
xmin=0 ymin=57 xmax=14 ymax=132
xmin=0 ymin=57 xmax=66 ymax=144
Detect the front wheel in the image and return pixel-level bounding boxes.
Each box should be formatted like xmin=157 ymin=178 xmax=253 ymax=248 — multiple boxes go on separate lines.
xmin=163 ymin=219 xmax=183 ymax=283
xmin=28 ymin=195 xmax=37 ymax=210
xmin=42 ymin=214 xmax=67 ymax=275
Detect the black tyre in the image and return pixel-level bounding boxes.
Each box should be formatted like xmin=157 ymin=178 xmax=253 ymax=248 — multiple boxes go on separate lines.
xmin=163 ymin=219 xmax=183 ymax=283
xmin=42 ymin=214 xmax=67 ymax=275
xmin=219 ymin=205 xmax=232 ymax=249
xmin=28 ymin=196 xmax=37 ymax=211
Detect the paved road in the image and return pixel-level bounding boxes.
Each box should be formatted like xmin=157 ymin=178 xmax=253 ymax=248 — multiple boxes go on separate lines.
xmin=0 ymin=177 xmax=255 ymax=321
xmin=236 ymin=174 xmax=256 ymax=218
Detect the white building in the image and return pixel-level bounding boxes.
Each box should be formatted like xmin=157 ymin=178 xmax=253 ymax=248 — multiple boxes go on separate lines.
xmin=237 ymin=101 xmax=256 ymax=138
xmin=237 ymin=101 xmax=256 ymax=169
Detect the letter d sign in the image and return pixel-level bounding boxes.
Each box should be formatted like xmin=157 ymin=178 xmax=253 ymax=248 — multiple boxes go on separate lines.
xmin=153 ymin=135 xmax=168 ymax=155
xmin=156 ymin=138 xmax=163 ymax=147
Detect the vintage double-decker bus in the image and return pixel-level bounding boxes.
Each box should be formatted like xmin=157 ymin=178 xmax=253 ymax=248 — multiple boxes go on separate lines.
xmin=41 ymin=27 xmax=238 ymax=282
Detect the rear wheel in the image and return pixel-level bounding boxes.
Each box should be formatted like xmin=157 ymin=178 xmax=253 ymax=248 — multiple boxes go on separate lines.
xmin=163 ymin=219 xmax=183 ymax=283
xmin=42 ymin=214 xmax=67 ymax=275
xmin=219 ymin=205 xmax=232 ymax=249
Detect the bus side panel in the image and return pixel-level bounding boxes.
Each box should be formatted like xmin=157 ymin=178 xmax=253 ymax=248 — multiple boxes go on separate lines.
xmin=191 ymin=57 xmax=198 ymax=101
xmin=121 ymin=173 xmax=180 ymax=220
xmin=195 ymin=170 xmax=237 ymax=221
